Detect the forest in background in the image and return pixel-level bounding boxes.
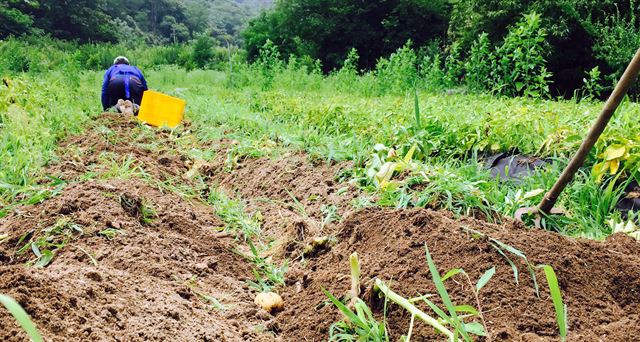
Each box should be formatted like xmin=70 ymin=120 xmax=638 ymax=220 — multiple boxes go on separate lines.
xmin=0 ymin=0 xmax=273 ymax=44
xmin=2 ymin=0 xmax=640 ymax=97
xmin=243 ymin=0 xmax=640 ymax=96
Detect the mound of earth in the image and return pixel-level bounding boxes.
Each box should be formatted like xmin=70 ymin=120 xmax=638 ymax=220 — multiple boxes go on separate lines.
xmin=205 ymin=150 xmax=359 ymax=258
xmin=0 ymin=179 xmax=277 ymax=341
xmin=277 ymin=207 xmax=640 ymax=341
xmin=46 ymin=113 xmax=190 ymax=182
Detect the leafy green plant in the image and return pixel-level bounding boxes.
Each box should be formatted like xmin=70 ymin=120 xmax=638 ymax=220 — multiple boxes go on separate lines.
xmin=465 ymin=33 xmax=493 ymax=91
xmin=422 ymin=245 xmax=487 ymax=340
xmin=192 ymin=34 xmax=215 ymax=69
xmin=324 ymin=252 xmax=388 ymax=341
xmin=324 ymin=290 xmax=388 ymax=342
xmin=256 ymin=39 xmax=284 ymax=90
xmin=419 ymin=53 xmax=447 ymax=91
xmin=243 ymin=239 xmax=288 ymax=293
xmin=17 ymin=218 xmax=83 ymax=267
xmin=139 ymin=199 xmax=158 ymax=225
xmin=462 ymin=227 xmax=569 ymax=340
xmin=373 ymin=245 xmax=493 ymax=341
xmin=207 ymin=187 xmax=262 ymax=240
xmin=0 ymin=294 xmax=43 ymax=342
xmin=376 ymin=41 xmax=418 ymax=94
xmin=444 ymin=41 xmax=465 ymax=87
xmin=492 ymin=12 xmax=552 ymax=97
xmin=579 ymin=66 xmax=605 ymax=100
xmin=462 ymin=226 xmax=540 ymax=294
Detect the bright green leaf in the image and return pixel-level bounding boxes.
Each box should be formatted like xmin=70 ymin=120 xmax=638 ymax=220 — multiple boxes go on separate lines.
xmin=538 ymin=265 xmax=567 ymax=341
xmin=476 ymin=267 xmax=495 ymax=291
xmin=0 ymin=294 xmax=44 ymax=342
xmin=442 ymin=268 xmax=464 ymax=282
xmin=463 ymin=322 xmax=487 ymax=336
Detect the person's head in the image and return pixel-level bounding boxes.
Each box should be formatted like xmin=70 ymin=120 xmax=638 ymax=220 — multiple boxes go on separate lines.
xmin=113 ymin=56 xmax=130 ymax=65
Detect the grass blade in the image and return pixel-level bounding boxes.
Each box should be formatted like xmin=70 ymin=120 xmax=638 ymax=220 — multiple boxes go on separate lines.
xmin=425 ymin=245 xmax=470 ymax=341
xmin=414 ymin=87 xmax=421 ymax=129
xmin=454 ymin=305 xmax=479 ymax=316
xmin=322 ymin=288 xmax=362 ymax=327
xmin=538 ymin=265 xmax=567 ymax=341
xmin=476 ymin=267 xmax=495 ymax=291
xmin=442 ymin=268 xmax=464 ymax=282
xmin=0 ymin=294 xmax=44 ymax=342
xmin=491 ymin=244 xmax=519 ymax=284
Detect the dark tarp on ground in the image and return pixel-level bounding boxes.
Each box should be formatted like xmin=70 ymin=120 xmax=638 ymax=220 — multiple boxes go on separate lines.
xmin=486 ymin=153 xmax=547 ymax=181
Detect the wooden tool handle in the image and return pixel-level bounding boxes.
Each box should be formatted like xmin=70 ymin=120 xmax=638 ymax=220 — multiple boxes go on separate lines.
xmin=538 ymin=48 xmax=640 ymax=213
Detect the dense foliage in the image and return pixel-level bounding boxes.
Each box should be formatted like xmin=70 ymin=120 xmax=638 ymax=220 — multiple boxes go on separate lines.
xmin=448 ymin=0 xmax=640 ymax=95
xmin=242 ymin=0 xmax=450 ymax=71
xmin=0 ymin=0 xmax=272 ymax=43
xmin=0 ymin=36 xmax=237 ymax=73
xmin=245 ymin=0 xmax=639 ymax=96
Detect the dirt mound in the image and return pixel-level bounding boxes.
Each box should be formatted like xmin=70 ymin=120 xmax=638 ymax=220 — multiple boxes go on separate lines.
xmin=277 ymin=208 xmax=640 ymax=341
xmin=46 ymin=113 xmax=190 ymax=182
xmin=0 ymin=179 xmax=277 ymax=341
xmin=206 ymin=150 xmax=360 ymax=257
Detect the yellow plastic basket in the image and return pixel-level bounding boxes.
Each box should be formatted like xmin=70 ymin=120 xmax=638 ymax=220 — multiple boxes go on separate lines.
xmin=137 ymin=90 xmax=186 ymax=128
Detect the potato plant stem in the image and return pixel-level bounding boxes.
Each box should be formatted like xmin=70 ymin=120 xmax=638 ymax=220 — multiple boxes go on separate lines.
xmin=374 ymin=278 xmax=454 ymax=341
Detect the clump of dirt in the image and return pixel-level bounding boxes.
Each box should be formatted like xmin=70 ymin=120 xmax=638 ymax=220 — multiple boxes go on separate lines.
xmin=277 ymin=208 xmax=640 ymax=341
xmin=0 ymin=179 xmax=277 ymax=341
xmin=204 ymin=149 xmax=361 ymax=258
xmin=46 ymin=113 xmax=190 ymax=182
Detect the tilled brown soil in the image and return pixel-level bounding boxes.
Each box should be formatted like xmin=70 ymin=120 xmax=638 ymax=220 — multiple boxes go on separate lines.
xmin=0 ymin=179 xmax=277 ymax=341
xmin=2 ymin=114 xmax=640 ymax=341
xmin=277 ymin=208 xmax=640 ymax=341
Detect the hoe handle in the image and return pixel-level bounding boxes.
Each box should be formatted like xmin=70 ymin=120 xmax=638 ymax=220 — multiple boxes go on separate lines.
xmin=538 ymin=48 xmax=640 ymax=213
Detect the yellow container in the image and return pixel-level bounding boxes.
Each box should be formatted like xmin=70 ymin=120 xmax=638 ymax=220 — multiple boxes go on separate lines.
xmin=137 ymin=90 xmax=186 ymax=128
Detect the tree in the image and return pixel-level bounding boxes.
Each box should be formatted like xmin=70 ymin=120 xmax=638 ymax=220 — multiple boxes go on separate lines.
xmin=447 ymin=0 xmax=638 ymax=96
xmin=0 ymin=0 xmax=36 ymax=37
xmin=242 ymin=0 xmax=450 ymax=71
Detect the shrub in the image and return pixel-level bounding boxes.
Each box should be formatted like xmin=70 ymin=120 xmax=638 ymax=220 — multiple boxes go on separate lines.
xmin=492 ymin=12 xmax=552 ymax=97
xmin=192 ymin=34 xmax=215 ymax=69
xmin=255 ymin=39 xmax=284 ymax=89
xmin=375 ymin=41 xmax=418 ymax=94
xmin=444 ymin=41 xmax=465 ymax=87
xmin=590 ymin=0 xmax=640 ymax=95
xmin=419 ymin=53 xmax=447 ymax=91
xmin=464 ymin=33 xmax=493 ymax=91
xmin=579 ymin=66 xmax=605 ymax=100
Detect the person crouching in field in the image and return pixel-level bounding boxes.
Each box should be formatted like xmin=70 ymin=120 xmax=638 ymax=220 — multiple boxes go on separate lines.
xmin=101 ymin=56 xmax=148 ymax=115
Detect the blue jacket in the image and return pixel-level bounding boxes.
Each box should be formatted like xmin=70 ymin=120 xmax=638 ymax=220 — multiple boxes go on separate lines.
xmin=101 ymin=64 xmax=148 ymax=109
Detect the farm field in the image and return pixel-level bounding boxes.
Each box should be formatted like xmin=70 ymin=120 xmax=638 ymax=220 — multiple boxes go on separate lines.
xmin=2 ymin=65 xmax=640 ymax=341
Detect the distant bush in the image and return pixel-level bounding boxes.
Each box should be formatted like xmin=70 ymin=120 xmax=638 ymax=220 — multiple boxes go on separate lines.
xmin=0 ymin=36 xmax=234 ymax=74
xmin=419 ymin=53 xmax=447 ymax=91
xmin=464 ymin=33 xmax=492 ymax=91
xmin=255 ymin=40 xmax=284 ymax=89
xmin=590 ymin=1 xmax=640 ymax=94
xmin=192 ymin=35 xmax=215 ymax=69
xmin=375 ymin=41 xmax=418 ymax=94
xmin=492 ymin=13 xmax=552 ymax=97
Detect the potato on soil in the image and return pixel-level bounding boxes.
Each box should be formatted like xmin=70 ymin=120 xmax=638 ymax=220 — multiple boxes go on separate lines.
xmin=254 ymin=292 xmax=284 ymax=314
